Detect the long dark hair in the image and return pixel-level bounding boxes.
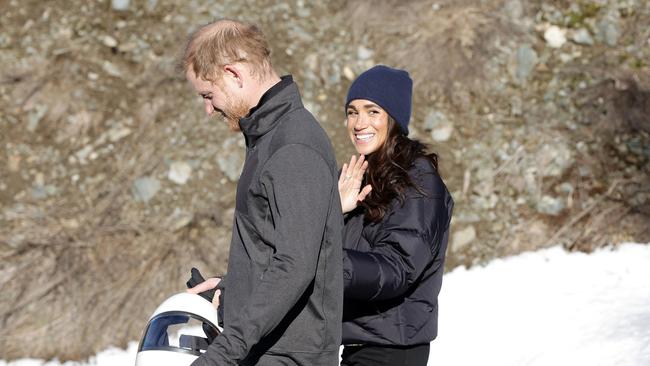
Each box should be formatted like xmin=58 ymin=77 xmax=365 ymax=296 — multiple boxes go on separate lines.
xmin=361 ymin=117 xmax=439 ymax=223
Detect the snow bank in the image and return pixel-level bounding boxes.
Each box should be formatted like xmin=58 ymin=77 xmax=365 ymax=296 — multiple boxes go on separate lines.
xmin=2 ymin=243 xmax=649 ymax=366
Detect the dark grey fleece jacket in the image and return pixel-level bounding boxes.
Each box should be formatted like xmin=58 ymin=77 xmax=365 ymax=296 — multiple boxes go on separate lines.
xmin=192 ymin=76 xmax=343 ymax=366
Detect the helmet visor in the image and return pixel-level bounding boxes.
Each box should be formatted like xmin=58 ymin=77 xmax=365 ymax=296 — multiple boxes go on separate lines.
xmin=139 ymin=311 xmax=219 ymax=356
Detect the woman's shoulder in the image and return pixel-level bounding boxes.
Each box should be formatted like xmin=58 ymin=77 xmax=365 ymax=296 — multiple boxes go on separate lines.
xmin=410 ymin=157 xmax=436 ymax=174
xmin=408 ymin=157 xmax=447 ymax=198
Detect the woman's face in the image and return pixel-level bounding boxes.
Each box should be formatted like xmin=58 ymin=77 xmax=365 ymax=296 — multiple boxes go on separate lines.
xmin=346 ymin=99 xmax=389 ymax=155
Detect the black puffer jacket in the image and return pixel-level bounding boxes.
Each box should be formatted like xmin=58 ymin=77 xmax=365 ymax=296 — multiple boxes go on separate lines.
xmin=341 ymin=158 xmax=453 ymax=346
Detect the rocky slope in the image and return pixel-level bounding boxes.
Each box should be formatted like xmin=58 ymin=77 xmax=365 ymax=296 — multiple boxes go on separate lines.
xmin=0 ymin=0 xmax=648 ymax=360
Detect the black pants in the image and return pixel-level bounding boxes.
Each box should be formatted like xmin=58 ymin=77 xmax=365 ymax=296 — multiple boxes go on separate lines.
xmin=340 ymin=344 xmax=430 ymax=366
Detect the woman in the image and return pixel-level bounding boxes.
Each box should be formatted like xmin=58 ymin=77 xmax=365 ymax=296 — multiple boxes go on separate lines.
xmin=338 ymin=65 xmax=454 ymax=366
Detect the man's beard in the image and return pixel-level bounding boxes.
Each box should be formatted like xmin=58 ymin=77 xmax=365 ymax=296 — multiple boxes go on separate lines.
xmin=218 ymin=96 xmax=249 ymax=132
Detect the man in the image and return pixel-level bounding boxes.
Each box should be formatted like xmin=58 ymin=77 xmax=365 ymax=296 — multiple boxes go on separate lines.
xmin=181 ymin=20 xmax=343 ymax=366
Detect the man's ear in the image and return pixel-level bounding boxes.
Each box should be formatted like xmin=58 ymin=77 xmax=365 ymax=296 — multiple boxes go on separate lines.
xmin=223 ymin=64 xmax=243 ymax=88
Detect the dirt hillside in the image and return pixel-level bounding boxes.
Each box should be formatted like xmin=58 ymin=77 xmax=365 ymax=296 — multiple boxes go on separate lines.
xmin=0 ymin=0 xmax=648 ymax=360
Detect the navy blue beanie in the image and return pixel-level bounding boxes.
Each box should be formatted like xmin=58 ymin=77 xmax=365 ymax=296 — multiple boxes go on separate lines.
xmin=345 ymin=65 xmax=413 ymax=135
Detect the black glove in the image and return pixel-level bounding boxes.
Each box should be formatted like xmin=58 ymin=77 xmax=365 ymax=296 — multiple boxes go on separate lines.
xmin=186 ymin=267 xmax=217 ymax=303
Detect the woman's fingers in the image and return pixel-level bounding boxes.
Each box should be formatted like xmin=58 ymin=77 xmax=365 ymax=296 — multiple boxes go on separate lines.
xmin=349 ymin=154 xmax=366 ymax=180
xmin=339 ymin=163 xmax=348 ymax=185
xmin=339 ymin=155 xmax=371 ymax=214
xmin=357 ymin=185 xmax=372 ymax=202
xmin=340 ymin=155 xmax=361 ymax=186
xmin=347 ymin=156 xmax=357 ymax=181
xmin=357 ymin=160 xmax=368 ymax=179
xmin=355 ymin=154 xmax=365 ymax=170
xmin=351 ymin=154 xmax=361 ymax=172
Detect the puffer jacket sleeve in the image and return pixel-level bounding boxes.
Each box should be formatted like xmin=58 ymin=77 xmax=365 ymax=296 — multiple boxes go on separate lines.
xmin=343 ymin=160 xmax=452 ymax=301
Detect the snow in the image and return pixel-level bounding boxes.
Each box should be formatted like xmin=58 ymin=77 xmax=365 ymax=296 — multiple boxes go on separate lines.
xmin=431 ymin=242 xmax=650 ymax=366
xmin=2 ymin=243 xmax=649 ymax=366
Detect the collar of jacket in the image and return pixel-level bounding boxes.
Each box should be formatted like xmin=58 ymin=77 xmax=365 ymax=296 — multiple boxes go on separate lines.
xmin=239 ymin=75 xmax=300 ymax=148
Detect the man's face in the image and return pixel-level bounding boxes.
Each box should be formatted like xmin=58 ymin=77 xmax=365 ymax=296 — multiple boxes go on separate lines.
xmin=186 ymin=70 xmax=249 ymax=131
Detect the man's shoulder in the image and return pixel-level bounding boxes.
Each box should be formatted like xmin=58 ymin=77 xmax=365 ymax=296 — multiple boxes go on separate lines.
xmin=278 ymin=106 xmax=324 ymax=136
xmin=270 ymin=108 xmax=334 ymax=159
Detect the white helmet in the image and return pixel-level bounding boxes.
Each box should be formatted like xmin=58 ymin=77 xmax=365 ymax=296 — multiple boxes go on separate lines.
xmin=135 ymin=292 xmax=221 ymax=366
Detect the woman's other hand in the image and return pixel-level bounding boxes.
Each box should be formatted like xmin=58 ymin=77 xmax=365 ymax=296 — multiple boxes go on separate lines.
xmin=338 ymin=155 xmax=372 ymax=214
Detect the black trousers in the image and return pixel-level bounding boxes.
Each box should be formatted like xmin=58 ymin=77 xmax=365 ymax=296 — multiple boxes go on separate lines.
xmin=340 ymin=344 xmax=430 ymax=366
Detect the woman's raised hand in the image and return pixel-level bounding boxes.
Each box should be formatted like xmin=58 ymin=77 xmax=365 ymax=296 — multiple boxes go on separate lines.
xmin=338 ymin=155 xmax=372 ymax=214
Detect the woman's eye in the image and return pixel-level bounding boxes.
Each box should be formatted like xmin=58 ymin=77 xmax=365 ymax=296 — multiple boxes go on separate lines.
xmin=346 ymin=110 xmax=357 ymax=116
xmin=369 ymin=110 xmax=379 ymax=115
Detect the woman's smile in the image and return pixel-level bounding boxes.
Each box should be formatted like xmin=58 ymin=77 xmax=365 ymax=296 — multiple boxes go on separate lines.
xmin=347 ymin=99 xmax=389 ymax=155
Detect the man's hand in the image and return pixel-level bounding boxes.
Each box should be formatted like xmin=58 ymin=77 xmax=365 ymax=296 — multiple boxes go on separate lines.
xmin=188 ymin=277 xmax=221 ymax=308
xmin=186 ymin=267 xmax=222 ymax=308
xmin=338 ymin=154 xmax=372 ymax=214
